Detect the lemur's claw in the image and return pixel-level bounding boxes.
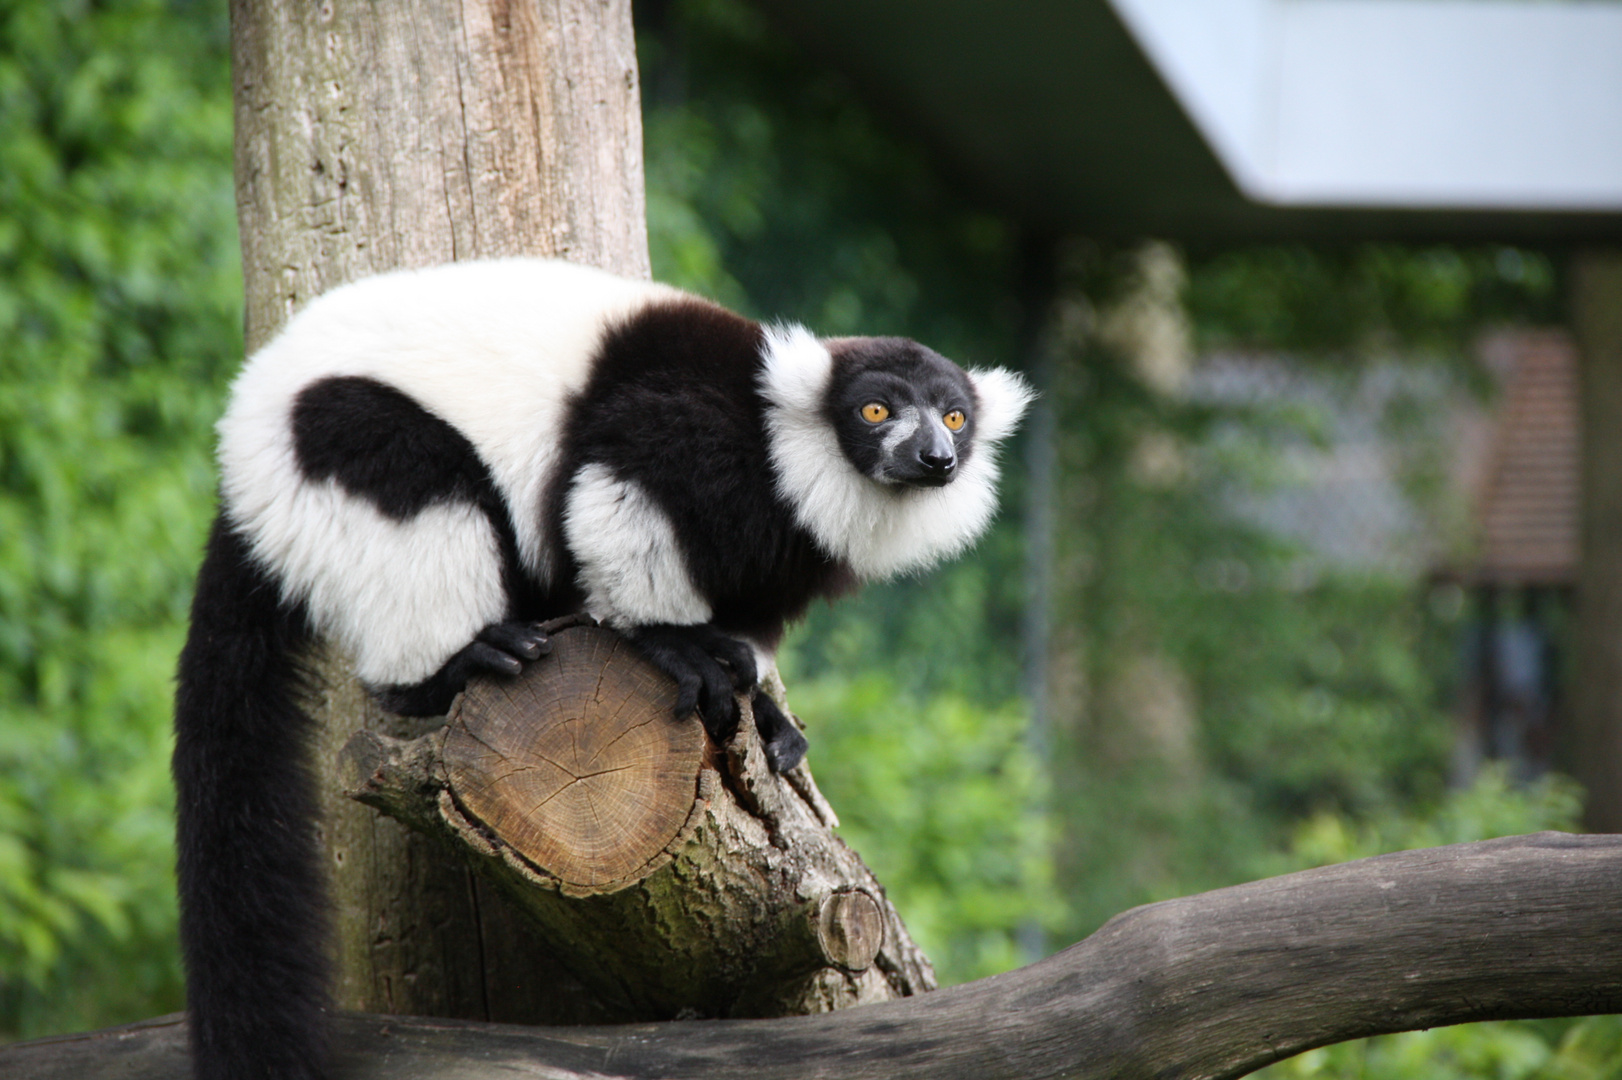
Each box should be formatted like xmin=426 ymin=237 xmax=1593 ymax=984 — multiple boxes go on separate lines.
xmin=752 ymin=691 xmax=808 ymax=773
xmin=377 ymin=618 xmax=560 ymax=716
xmin=476 ymin=621 xmax=553 ymax=662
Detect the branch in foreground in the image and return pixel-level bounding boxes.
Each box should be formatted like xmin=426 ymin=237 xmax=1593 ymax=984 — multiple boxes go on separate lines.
xmin=9 ymin=832 xmax=1619 ymax=1080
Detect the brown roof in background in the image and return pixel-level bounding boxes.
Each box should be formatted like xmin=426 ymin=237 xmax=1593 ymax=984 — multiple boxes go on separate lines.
xmin=1472 ymin=330 xmax=1580 ymax=586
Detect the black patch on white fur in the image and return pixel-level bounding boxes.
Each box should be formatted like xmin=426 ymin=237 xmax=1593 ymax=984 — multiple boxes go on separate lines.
xmin=291 ymin=374 xmax=560 ymax=623
xmin=292 ymin=375 xmax=491 ymax=519
xmin=551 ymin=299 xmax=856 ymax=646
xmin=174 ymin=513 xmax=329 ymax=1080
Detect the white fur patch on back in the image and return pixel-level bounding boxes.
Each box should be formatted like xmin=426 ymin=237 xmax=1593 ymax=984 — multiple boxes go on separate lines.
xmin=226 ymin=474 xmax=506 ymax=687
xmin=216 ymin=258 xmax=683 ymax=685
xmin=758 ymin=325 xmax=1036 ymax=581
xmin=563 ymin=462 xmax=713 ymax=629
xmin=221 ymin=257 xmax=681 ymax=583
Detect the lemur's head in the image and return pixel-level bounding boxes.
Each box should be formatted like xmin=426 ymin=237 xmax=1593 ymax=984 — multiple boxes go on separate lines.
xmin=758 ymin=325 xmax=1034 ymax=580
xmin=821 ymin=337 xmax=977 ymax=489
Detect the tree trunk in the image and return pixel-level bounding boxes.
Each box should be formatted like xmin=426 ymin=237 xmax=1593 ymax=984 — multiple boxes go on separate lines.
xmin=228 ymin=0 xmax=932 ymax=1025
xmin=231 ymin=0 xmax=649 ymax=1023
xmin=1571 ymin=250 xmax=1622 ymax=833
xmin=11 ymin=833 xmax=1621 ymax=1080
xmin=232 ymin=0 xmax=649 ymax=353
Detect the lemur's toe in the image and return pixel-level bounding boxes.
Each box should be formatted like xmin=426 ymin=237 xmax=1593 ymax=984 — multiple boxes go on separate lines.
xmin=464 ymin=641 xmax=524 ymax=676
xmin=695 ymin=656 xmax=739 ymax=739
xmin=375 ymin=622 xmax=544 ymax=716
xmin=705 ymin=633 xmax=758 ymax=690
xmin=477 ymin=620 xmax=552 ymax=661
xmin=752 ymin=691 xmax=808 ymax=773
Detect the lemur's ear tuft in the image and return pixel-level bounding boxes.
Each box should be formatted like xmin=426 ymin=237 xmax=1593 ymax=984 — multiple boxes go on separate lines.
xmin=758 ymin=323 xmax=832 ymax=415
xmin=967 ymin=367 xmax=1037 ymax=443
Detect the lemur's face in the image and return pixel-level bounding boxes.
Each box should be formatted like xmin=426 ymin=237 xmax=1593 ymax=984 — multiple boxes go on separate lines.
xmin=823 ymin=338 xmax=979 ymax=489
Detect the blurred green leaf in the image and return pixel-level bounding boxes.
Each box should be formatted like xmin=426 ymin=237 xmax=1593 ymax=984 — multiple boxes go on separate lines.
xmin=789 ymin=675 xmax=1060 ymax=984
xmin=0 ymin=0 xmax=236 ymax=1037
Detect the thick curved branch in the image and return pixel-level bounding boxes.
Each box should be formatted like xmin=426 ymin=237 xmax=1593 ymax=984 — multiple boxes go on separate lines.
xmin=10 ymin=833 xmax=1619 ymax=1080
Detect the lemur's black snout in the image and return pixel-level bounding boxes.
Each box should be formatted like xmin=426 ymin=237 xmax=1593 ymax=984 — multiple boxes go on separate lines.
xmin=904 ymin=444 xmax=956 ymax=487
xmin=897 ymin=422 xmax=958 ymax=487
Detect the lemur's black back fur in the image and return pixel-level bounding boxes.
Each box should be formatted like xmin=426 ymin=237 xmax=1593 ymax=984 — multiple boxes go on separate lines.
xmin=552 ymin=299 xmax=854 ymax=647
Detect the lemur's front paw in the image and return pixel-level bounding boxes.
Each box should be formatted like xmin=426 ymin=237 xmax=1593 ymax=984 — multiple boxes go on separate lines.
xmin=629 ymin=624 xmax=757 ymax=741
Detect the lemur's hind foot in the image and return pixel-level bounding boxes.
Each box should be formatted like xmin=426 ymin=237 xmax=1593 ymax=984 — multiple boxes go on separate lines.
xmin=378 ymin=615 xmax=593 ymax=716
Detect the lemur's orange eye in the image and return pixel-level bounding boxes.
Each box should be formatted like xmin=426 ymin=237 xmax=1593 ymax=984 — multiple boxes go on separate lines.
xmin=861 ymin=403 xmax=890 ymax=423
xmin=943 ymin=410 xmax=966 ymax=431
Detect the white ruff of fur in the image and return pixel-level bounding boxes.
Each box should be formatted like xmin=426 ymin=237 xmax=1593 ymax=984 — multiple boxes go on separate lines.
xmin=757 ymin=324 xmax=1036 ymax=581
xmin=563 ymin=463 xmax=714 ymax=629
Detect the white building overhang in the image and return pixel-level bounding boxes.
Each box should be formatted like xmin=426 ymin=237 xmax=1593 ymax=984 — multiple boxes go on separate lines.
xmin=1111 ymin=0 xmax=1622 ymax=212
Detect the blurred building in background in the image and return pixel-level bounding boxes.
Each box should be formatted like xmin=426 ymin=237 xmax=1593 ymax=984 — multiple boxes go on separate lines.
xmin=1186 ymin=330 xmax=1581 ymax=785
xmin=1450 ymin=331 xmax=1580 ymax=782
xmin=760 ymin=0 xmax=1622 ymax=830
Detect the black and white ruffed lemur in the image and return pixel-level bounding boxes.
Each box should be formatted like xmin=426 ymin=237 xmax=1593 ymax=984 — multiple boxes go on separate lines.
xmin=172 ymin=257 xmax=1033 ymax=1080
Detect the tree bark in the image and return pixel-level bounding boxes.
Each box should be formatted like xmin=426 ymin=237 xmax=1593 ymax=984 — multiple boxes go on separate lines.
xmin=1571 ymin=250 xmax=1622 ymax=833
xmin=12 ymin=833 xmax=1621 ymax=1080
xmin=232 ymin=0 xmax=648 ymax=353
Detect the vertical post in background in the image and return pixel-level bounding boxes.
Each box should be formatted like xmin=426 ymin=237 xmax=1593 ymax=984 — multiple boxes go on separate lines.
xmin=1572 ymin=251 xmax=1622 ymax=833
xmin=1018 ymin=235 xmax=1059 ymax=963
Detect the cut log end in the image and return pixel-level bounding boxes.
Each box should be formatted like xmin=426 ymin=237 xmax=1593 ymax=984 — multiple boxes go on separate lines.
xmin=443 ymin=625 xmax=708 ymax=894
xmin=815 ymin=890 xmax=884 ymax=972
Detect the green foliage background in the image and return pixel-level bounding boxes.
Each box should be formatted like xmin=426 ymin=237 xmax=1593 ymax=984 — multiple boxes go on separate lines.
xmin=0 ymin=0 xmax=1615 ymax=1074
xmin=0 ymin=0 xmax=238 ymax=1034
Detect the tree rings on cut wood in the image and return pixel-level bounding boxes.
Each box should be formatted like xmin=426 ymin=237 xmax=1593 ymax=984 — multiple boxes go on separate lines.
xmin=816 ymin=890 xmax=884 ymax=972
xmin=442 ymin=624 xmax=708 ymax=895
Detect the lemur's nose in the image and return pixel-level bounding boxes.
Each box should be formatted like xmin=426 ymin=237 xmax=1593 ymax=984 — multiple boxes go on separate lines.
xmin=918 ymin=448 xmax=956 ymax=475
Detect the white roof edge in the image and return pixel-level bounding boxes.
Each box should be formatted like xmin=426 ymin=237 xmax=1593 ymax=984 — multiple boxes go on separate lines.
xmin=1107 ymin=0 xmax=1622 ymax=212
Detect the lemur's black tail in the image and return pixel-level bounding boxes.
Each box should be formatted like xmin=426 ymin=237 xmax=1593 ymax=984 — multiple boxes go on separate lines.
xmin=173 ymin=511 xmax=329 ymax=1080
